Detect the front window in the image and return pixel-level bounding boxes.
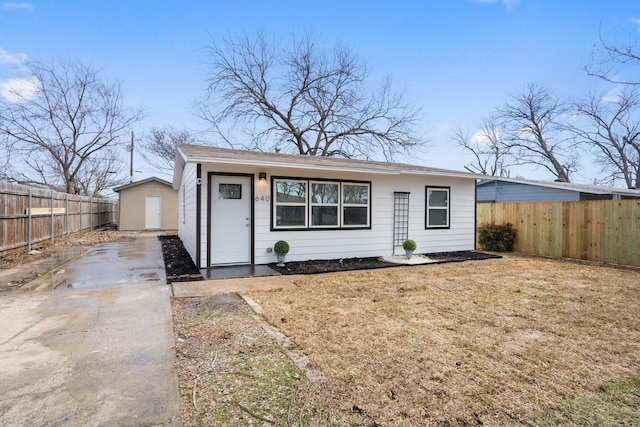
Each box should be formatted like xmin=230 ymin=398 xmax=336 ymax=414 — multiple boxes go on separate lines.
xmin=274 ymin=180 xmax=307 ymax=228
xmin=426 ymin=187 xmax=450 ymax=228
xmin=272 ymin=178 xmax=370 ymax=230
xmin=310 ymin=182 xmax=339 ymax=227
xmin=342 ymin=183 xmax=369 ymax=227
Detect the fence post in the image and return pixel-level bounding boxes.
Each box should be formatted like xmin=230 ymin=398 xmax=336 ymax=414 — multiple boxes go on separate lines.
xmin=50 ymin=190 xmax=54 ymax=241
xmin=65 ymin=194 xmax=69 ymax=235
xmin=27 ymin=189 xmax=32 ymax=251
xmin=80 ymin=196 xmax=83 ymax=232
xmin=90 ymin=196 xmax=93 ymax=231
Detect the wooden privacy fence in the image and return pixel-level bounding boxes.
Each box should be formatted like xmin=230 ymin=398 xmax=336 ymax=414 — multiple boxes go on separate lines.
xmin=477 ymin=200 xmax=640 ymax=267
xmin=0 ymin=182 xmax=118 ymax=253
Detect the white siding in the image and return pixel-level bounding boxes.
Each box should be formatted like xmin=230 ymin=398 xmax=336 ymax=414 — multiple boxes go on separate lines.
xmin=178 ymin=163 xmax=198 ymax=265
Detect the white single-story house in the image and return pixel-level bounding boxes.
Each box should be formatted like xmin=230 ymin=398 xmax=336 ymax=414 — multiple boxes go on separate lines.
xmin=172 ymin=145 xmax=486 ymax=268
xmin=477 ymin=178 xmax=640 ymax=203
xmin=113 ymin=177 xmax=178 ymax=231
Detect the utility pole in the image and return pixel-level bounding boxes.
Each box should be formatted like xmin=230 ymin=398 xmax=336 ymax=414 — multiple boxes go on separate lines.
xmin=130 ymin=131 xmax=134 ymax=183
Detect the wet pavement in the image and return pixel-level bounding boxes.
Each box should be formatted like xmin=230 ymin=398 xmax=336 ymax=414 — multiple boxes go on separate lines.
xmin=18 ymin=236 xmax=166 ymax=291
xmin=0 ymin=247 xmax=84 ymax=291
xmin=0 ymin=235 xmax=181 ymax=426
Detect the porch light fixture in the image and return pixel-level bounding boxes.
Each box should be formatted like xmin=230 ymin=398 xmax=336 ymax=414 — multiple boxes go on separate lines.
xmin=258 ymin=172 xmax=267 ymax=181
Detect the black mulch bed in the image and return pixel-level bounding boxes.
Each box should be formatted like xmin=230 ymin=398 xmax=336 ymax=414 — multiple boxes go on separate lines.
xmin=158 ymin=235 xmax=204 ymax=283
xmin=269 ymin=251 xmax=501 ymax=275
xmin=158 ymin=235 xmax=501 ymax=280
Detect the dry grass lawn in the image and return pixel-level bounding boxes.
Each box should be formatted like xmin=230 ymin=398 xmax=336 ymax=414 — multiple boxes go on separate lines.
xmin=245 ymin=257 xmax=640 ymax=426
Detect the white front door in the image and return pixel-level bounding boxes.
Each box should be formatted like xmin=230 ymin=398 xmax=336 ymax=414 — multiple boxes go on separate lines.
xmin=145 ymin=196 xmax=161 ymax=229
xmin=210 ymin=175 xmax=252 ymax=265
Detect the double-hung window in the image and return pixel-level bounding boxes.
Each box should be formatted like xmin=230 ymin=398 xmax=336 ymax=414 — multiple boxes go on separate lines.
xmin=342 ymin=183 xmax=370 ymax=227
xmin=310 ymin=182 xmax=339 ymax=227
xmin=272 ymin=178 xmax=370 ymax=230
xmin=274 ymin=180 xmax=307 ymax=228
xmin=426 ymin=186 xmax=450 ymax=228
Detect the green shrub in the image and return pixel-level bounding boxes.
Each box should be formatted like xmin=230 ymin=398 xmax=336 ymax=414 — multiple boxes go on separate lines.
xmin=403 ymin=239 xmax=417 ymax=251
xmin=478 ymin=223 xmax=516 ymax=251
xmin=273 ymin=240 xmax=290 ymax=254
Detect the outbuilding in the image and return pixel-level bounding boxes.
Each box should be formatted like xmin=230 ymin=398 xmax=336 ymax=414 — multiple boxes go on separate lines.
xmin=113 ymin=177 xmax=178 ymax=231
xmin=477 ymin=178 xmax=640 ymax=203
xmin=173 ymin=145 xmax=486 ymax=268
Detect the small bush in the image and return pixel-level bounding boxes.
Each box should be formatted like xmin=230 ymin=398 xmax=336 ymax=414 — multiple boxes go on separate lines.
xmin=273 ymin=240 xmax=290 ymax=254
xmin=478 ymin=223 xmax=516 ymax=251
xmin=403 ymin=239 xmax=417 ymax=251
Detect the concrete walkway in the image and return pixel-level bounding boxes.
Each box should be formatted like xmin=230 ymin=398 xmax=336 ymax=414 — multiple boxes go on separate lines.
xmin=0 ymin=235 xmax=181 ymax=426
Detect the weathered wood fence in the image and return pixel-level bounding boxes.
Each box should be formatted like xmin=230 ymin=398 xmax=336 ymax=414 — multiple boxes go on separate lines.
xmin=0 ymin=182 xmax=118 ymax=253
xmin=477 ymin=200 xmax=640 ymax=267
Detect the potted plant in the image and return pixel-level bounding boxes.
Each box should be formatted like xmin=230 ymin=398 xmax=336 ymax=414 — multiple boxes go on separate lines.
xmin=403 ymin=239 xmax=417 ymax=259
xmin=273 ymin=240 xmax=290 ymax=267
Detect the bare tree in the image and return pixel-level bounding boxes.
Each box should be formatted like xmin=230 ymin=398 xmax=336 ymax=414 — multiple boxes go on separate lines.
xmin=139 ymin=126 xmax=195 ymax=173
xmin=453 ymin=116 xmax=512 ymax=176
xmin=74 ymin=149 xmax=126 ymax=197
xmin=584 ymin=29 xmax=640 ymax=86
xmin=497 ymin=83 xmax=577 ymax=182
xmin=569 ymin=88 xmax=640 ymax=188
xmin=197 ymin=31 xmax=424 ymax=160
xmin=0 ymin=59 xmax=144 ymax=195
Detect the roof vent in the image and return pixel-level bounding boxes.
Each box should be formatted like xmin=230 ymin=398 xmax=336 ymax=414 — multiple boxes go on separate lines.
xmin=554 ymin=178 xmax=565 ymax=182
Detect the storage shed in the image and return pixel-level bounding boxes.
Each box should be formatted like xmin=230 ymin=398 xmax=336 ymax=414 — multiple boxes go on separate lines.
xmin=113 ymin=177 xmax=178 ymax=231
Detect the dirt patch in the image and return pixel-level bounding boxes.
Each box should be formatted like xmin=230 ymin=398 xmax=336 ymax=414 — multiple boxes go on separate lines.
xmin=171 ymin=294 xmax=333 ymax=425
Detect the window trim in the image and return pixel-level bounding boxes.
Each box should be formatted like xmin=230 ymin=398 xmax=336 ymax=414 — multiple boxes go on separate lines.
xmin=271 ymin=176 xmax=371 ymax=231
xmin=425 ymin=186 xmax=450 ymax=229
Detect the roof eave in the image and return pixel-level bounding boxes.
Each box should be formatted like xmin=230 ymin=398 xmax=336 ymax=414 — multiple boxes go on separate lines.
xmin=178 ymin=155 xmax=483 ymax=180
xmin=113 ymin=176 xmax=172 ymax=192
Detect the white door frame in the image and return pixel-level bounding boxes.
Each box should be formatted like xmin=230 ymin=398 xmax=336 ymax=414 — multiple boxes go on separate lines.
xmin=207 ymin=173 xmax=254 ymax=266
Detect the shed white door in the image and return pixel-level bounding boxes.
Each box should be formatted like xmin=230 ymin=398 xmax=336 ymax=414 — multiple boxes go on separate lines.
xmin=145 ymin=196 xmax=161 ymax=229
xmin=210 ymin=175 xmax=252 ymax=265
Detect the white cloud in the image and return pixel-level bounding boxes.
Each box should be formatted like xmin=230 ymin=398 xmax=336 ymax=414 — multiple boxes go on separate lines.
xmin=602 ymin=87 xmax=621 ymax=104
xmin=0 ymin=76 xmax=39 ymax=103
xmin=0 ymin=47 xmax=27 ymax=66
xmin=2 ymin=2 xmax=34 ymax=11
xmin=470 ymin=127 xmax=500 ymax=145
xmin=631 ymin=18 xmax=640 ymax=31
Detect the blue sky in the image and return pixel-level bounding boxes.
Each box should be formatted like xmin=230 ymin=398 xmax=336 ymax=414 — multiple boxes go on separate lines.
xmin=1 ymin=0 xmax=639 ymax=183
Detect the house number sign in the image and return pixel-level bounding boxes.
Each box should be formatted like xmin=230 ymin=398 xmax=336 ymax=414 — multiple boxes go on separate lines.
xmin=255 ymin=195 xmax=270 ymax=202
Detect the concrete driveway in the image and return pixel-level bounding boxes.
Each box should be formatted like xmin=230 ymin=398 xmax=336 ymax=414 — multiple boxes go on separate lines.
xmin=0 ymin=235 xmax=181 ymax=426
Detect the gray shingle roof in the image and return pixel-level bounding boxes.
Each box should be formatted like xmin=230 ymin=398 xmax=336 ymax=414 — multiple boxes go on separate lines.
xmin=173 ymin=144 xmax=486 ymax=188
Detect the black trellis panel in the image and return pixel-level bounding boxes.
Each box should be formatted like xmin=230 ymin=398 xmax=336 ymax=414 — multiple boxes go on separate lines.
xmin=393 ymin=192 xmax=410 ymax=246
